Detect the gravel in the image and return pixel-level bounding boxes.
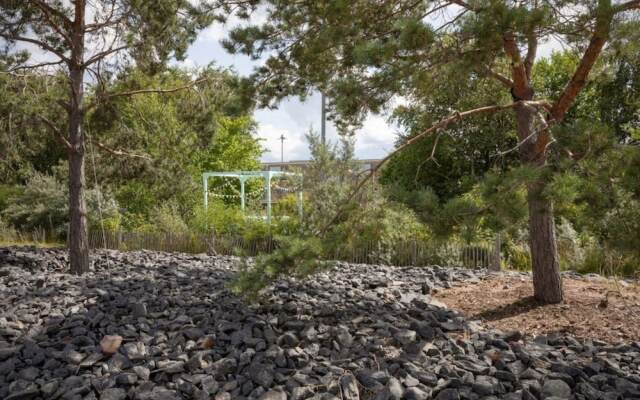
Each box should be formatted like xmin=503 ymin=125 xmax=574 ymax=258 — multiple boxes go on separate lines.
xmin=1 ymin=246 xmax=639 ymax=399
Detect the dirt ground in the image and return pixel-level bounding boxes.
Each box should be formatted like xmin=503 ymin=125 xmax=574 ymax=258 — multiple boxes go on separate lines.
xmin=434 ymin=274 xmax=640 ymax=343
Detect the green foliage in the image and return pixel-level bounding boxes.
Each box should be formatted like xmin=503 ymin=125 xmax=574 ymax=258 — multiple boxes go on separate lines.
xmin=190 ymin=200 xmax=246 ymax=236
xmin=85 ymin=67 xmax=262 ymax=229
xmin=300 ymin=130 xmax=358 ymax=231
xmin=2 ymin=172 xmax=119 ymax=239
xmin=0 ymin=70 xmax=67 ymax=183
xmin=328 ymin=185 xmax=429 ymax=263
xmin=148 ymin=203 xmax=191 ymax=235
xmin=231 ymin=236 xmax=326 ymax=300
xmin=0 ymin=185 xmax=23 ymax=212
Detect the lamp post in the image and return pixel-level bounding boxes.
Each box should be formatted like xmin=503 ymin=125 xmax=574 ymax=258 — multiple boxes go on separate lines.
xmin=279 ymin=134 xmax=286 ymax=163
xmin=321 ymin=93 xmax=326 ymax=145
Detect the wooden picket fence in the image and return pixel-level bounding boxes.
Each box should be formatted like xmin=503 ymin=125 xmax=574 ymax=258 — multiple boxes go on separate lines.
xmin=88 ymin=230 xmax=500 ymax=269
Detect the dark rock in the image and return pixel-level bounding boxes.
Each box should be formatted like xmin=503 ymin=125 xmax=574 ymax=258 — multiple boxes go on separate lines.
xmin=100 ymin=388 xmax=127 ymax=400
xmin=248 ymin=363 xmax=274 ymax=387
xmin=434 ymin=388 xmax=460 ymax=400
xmin=340 ymin=375 xmax=359 ymax=400
xmin=259 ymin=390 xmax=287 ymax=400
xmin=542 ymin=379 xmax=571 ymax=399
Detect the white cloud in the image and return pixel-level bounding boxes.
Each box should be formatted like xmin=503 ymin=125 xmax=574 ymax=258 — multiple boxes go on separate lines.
xmin=356 ymin=114 xmax=398 ymax=158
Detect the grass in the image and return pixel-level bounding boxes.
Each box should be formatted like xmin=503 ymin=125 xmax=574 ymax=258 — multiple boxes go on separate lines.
xmin=0 ymin=240 xmax=65 ymax=248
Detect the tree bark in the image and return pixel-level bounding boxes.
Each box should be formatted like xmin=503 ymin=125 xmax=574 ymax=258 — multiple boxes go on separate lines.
xmin=68 ymin=1 xmax=90 ymax=274
xmin=514 ymin=102 xmax=563 ymax=303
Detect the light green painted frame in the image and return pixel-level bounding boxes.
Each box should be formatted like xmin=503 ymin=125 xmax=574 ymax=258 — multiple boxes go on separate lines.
xmin=202 ymin=171 xmax=303 ymax=224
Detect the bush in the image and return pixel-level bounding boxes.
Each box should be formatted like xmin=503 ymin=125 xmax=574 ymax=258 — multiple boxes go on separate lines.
xmin=574 ymin=245 xmax=639 ymax=277
xmin=0 ymin=185 xmax=23 ymax=212
xmin=149 ymin=203 xmax=190 ymax=235
xmin=0 ymin=216 xmax=18 ymax=242
xmin=2 ymin=172 xmax=120 ymax=239
xmin=190 ymin=200 xmax=246 ymax=235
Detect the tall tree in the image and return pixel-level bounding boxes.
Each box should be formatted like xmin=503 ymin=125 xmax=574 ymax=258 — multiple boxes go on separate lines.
xmin=226 ymin=0 xmax=640 ymax=303
xmin=0 ymin=0 xmax=250 ymax=273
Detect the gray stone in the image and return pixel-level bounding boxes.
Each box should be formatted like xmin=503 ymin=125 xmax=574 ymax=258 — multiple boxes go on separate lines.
xmin=394 ymin=329 xmax=417 ymax=345
xmin=542 ymin=380 xmax=571 ymax=399
xmin=434 ymin=388 xmax=460 ymax=400
xmin=130 ymin=302 xmax=147 ymax=317
xmin=340 ymin=375 xmax=359 ymax=400
xmin=100 ymin=388 xmax=127 ymax=400
xmin=386 ymin=377 xmax=403 ymax=400
xmin=405 ymin=387 xmax=430 ymax=400
xmin=123 ymin=342 xmax=146 ymax=360
xmin=248 ymin=363 xmax=274 ymax=387
xmin=259 ymin=390 xmax=287 ymax=400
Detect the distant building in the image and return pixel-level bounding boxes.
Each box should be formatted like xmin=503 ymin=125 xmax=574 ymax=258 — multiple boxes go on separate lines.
xmin=261 ymin=158 xmax=383 ymax=173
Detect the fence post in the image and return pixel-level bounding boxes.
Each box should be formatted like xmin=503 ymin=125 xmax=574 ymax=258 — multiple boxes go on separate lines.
xmin=490 ymin=233 xmax=502 ymax=271
xmin=412 ymin=238 xmax=417 ymax=266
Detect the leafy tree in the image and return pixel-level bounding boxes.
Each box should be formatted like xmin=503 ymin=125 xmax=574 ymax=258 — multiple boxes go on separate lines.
xmin=381 ymin=66 xmax=518 ymax=201
xmin=87 ymin=67 xmax=262 ymax=225
xmin=0 ymin=0 xmax=251 ymax=273
xmin=0 ymin=68 xmax=67 ymax=182
xmin=225 ymin=0 xmax=640 ymax=303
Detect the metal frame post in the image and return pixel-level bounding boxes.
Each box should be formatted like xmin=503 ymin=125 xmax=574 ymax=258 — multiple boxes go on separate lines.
xmin=265 ymin=171 xmax=272 ymax=224
xmin=239 ymin=176 xmax=246 ymax=211
xmin=203 ymin=175 xmax=208 ymax=210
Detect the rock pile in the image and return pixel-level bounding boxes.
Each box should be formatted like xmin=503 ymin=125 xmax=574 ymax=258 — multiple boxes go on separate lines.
xmin=1 ymin=247 xmax=639 ymax=399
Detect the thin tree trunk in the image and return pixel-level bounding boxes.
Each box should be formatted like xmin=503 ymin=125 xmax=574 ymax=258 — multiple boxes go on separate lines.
xmin=68 ymin=1 xmax=90 ymax=274
xmin=515 ymin=102 xmax=563 ymax=303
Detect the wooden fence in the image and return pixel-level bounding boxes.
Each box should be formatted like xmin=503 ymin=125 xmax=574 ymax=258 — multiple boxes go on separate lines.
xmin=88 ymin=230 xmax=501 ymax=269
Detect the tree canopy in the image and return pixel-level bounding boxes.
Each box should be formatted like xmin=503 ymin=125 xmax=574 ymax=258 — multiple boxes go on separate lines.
xmin=224 ymin=0 xmax=640 ymax=303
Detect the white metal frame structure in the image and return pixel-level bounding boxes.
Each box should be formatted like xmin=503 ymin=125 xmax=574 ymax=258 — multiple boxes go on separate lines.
xmin=202 ymin=171 xmax=303 ymax=224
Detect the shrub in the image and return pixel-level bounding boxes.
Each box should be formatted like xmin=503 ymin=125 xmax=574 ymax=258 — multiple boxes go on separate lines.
xmin=2 ymin=172 xmax=120 ymax=239
xmin=149 ymin=203 xmax=190 ymax=235
xmin=231 ymin=235 xmax=326 ymax=299
xmin=190 ymin=200 xmax=246 ymax=235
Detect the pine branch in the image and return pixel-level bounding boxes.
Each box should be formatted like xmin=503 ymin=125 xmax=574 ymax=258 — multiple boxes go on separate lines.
xmin=551 ymin=0 xmax=613 ymax=121
xmin=319 ymin=100 xmax=551 ymax=234
xmin=503 ymin=31 xmax=531 ymax=100
xmin=88 ymin=77 xmax=210 ymax=110
xmin=0 ymin=33 xmax=71 ymax=63
xmin=29 ymin=0 xmax=73 ymax=26
xmin=82 ymin=44 xmax=129 ymax=67
xmin=91 ymin=139 xmax=151 ymax=161
xmin=482 ymin=67 xmax=513 ymax=88
xmin=30 ymin=0 xmax=73 ymax=45
xmin=36 ymin=115 xmax=72 ymax=150
xmin=524 ymin=32 xmax=537 ymax=79
xmin=8 ymin=60 xmax=65 ymax=71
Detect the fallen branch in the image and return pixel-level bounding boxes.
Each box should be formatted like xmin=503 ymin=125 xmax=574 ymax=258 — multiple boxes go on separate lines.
xmin=319 ymin=100 xmax=550 ymax=234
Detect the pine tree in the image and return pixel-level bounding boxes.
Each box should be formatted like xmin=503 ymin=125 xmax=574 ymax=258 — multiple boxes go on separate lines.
xmin=225 ymin=0 xmax=640 ymax=303
xmin=0 ymin=0 xmax=253 ymax=273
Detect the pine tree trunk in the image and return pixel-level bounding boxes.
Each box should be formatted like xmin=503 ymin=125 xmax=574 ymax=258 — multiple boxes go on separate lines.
xmin=68 ymin=67 xmax=90 ymax=274
xmin=527 ymin=181 xmax=563 ymax=302
xmin=68 ymin=2 xmax=90 ymax=275
xmin=515 ymin=102 xmax=563 ymax=303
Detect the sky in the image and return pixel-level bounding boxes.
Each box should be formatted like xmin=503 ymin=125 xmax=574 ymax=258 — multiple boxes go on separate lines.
xmin=182 ymin=12 xmax=564 ymax=163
